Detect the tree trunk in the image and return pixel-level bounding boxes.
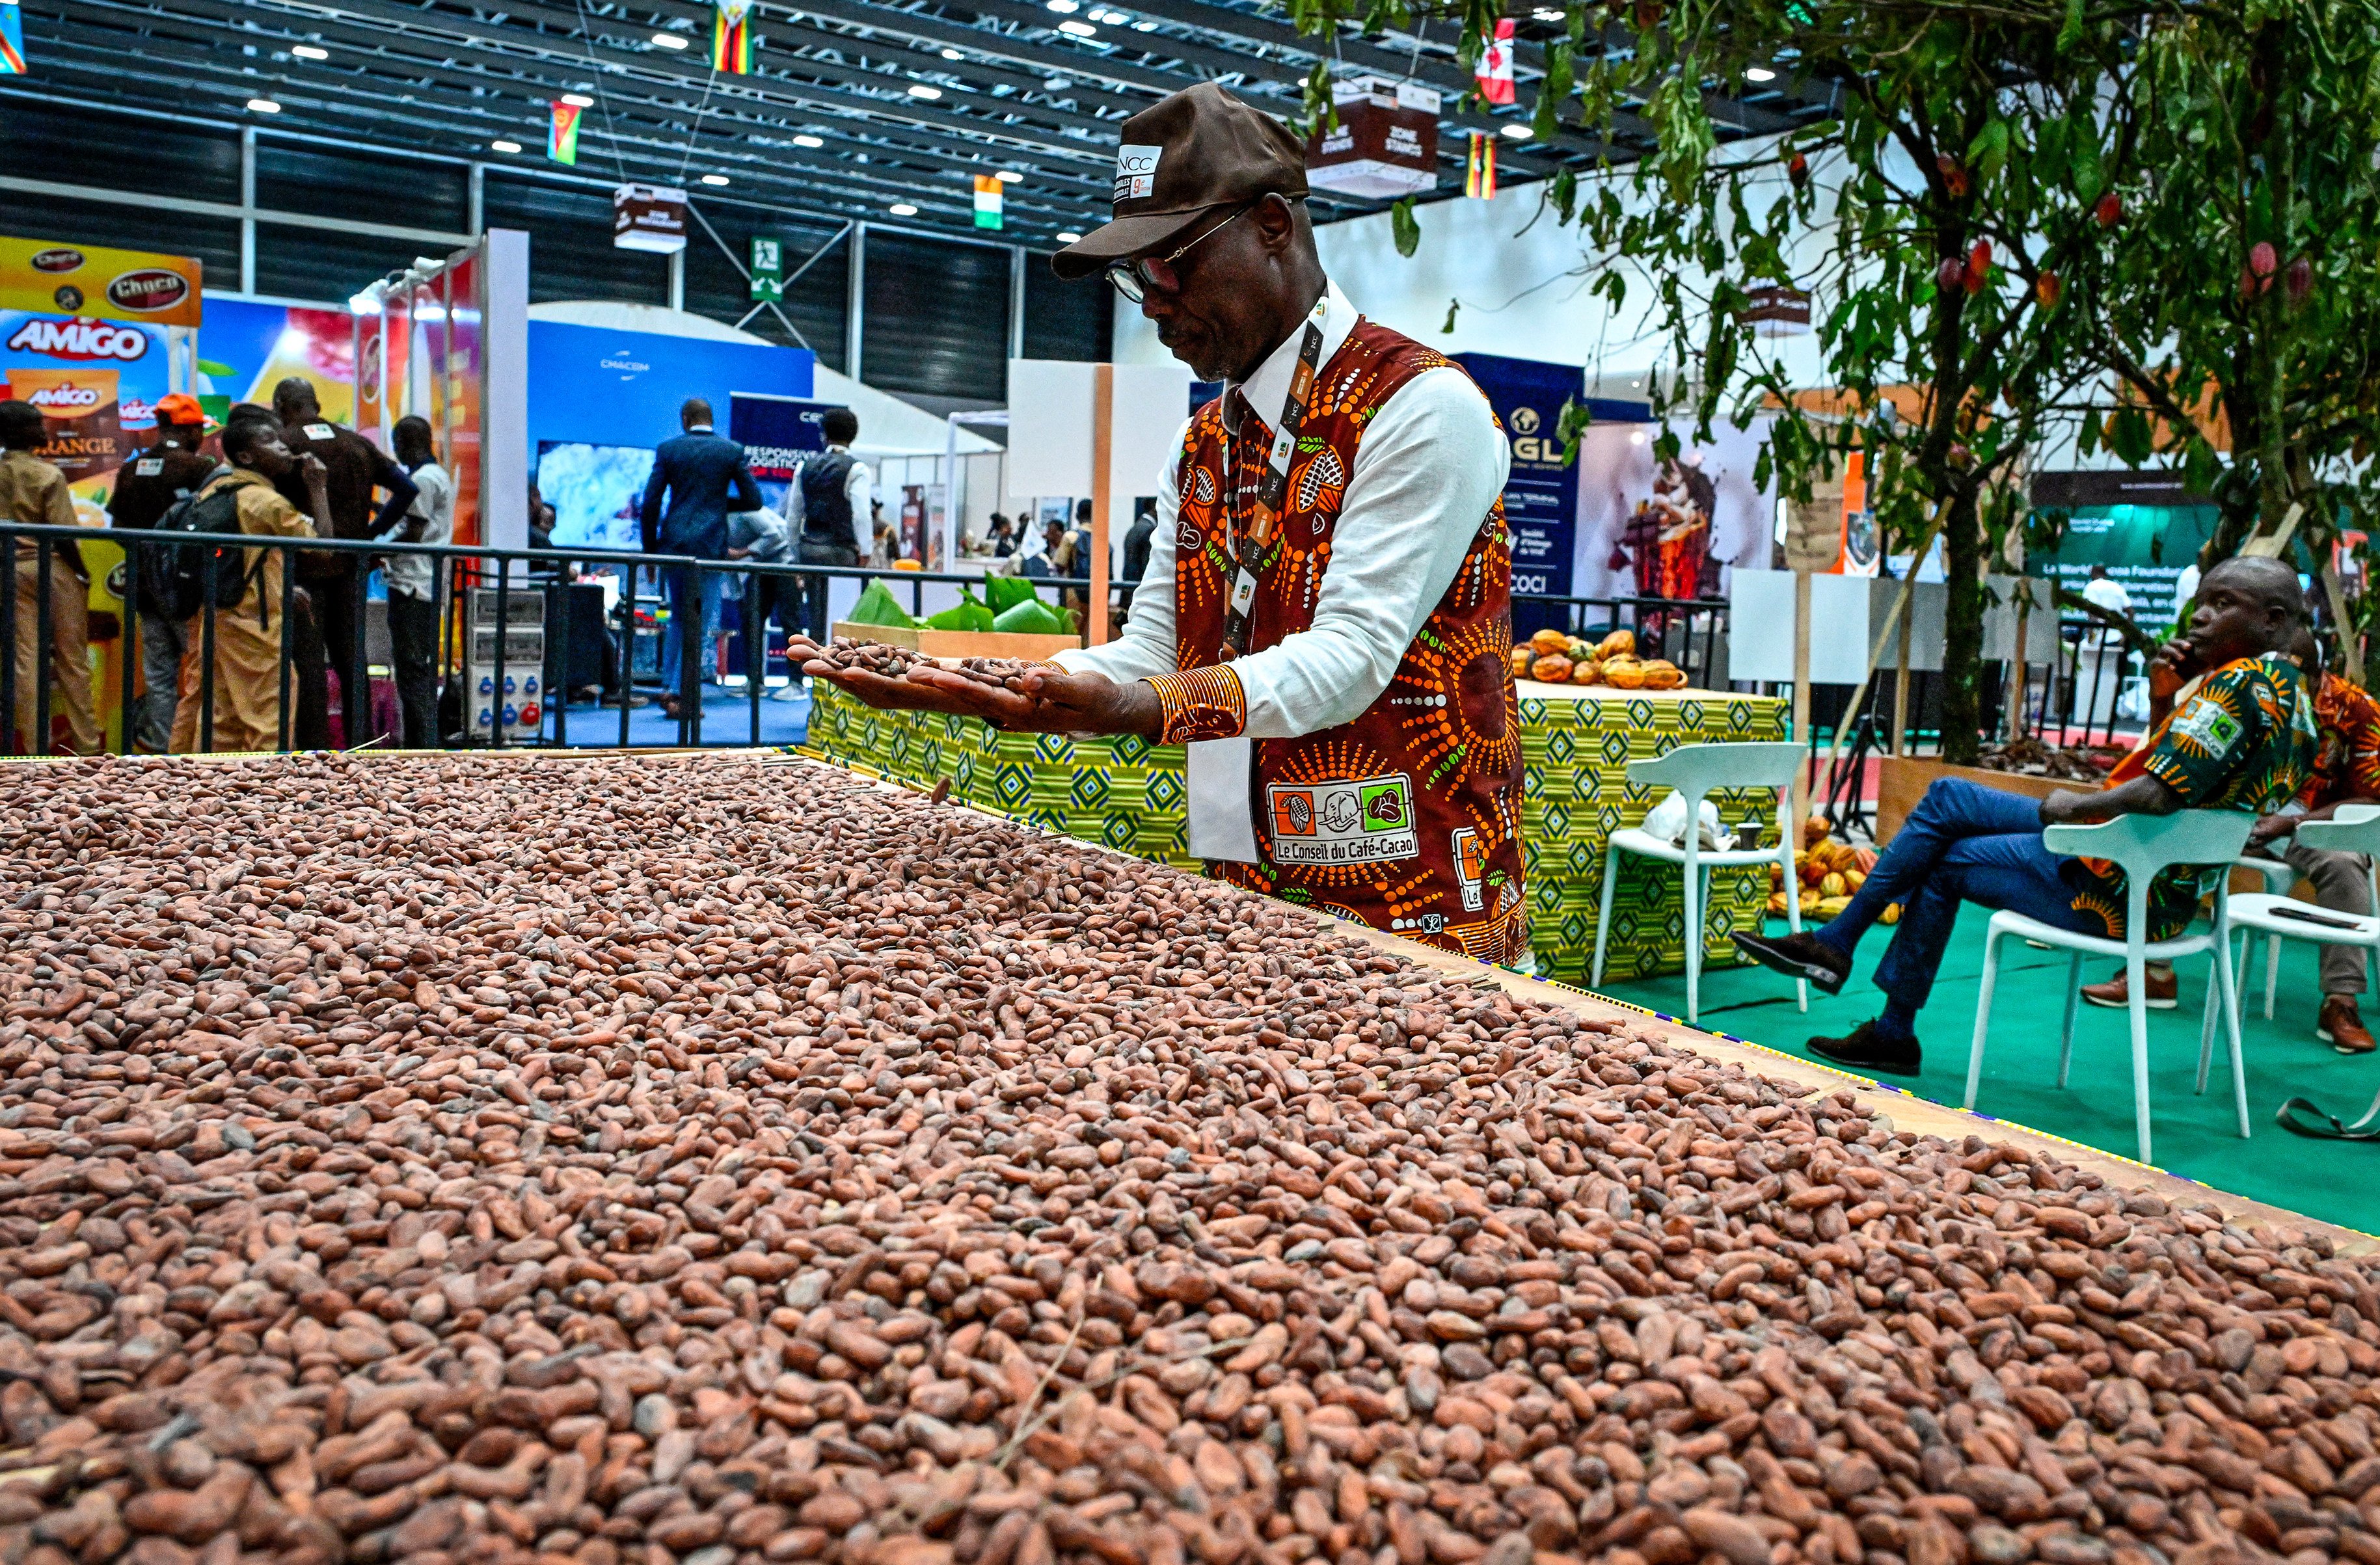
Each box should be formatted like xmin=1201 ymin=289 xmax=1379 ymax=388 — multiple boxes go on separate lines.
xmin=1939 ymin=480 xmax=1985 ymax=763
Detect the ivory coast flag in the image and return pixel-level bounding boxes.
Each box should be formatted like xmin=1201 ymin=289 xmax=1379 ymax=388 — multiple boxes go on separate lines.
xmin=972 ymin=175 xmax=1004 ymax=230
xmin=548 ymin=101 xmax=582 ymax=165
xmin=713 ymin=0 xmax=754 ymax=74
xmin=1465 ymin=131 xmax=1495 ymax=199
xmin=0 ymin=0 xmax=28 ymax=76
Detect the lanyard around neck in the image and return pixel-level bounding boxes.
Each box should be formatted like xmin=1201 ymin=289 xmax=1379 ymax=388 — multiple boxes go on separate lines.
xmin=1218 ymin=293 xmax=1330 ymax=658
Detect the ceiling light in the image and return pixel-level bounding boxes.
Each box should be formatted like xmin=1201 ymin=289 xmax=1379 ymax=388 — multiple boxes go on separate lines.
xmin=1046 ymin=0 xmax=1079 ymax=11
xmin=247 ymin=97 xmax=282 ymax=113
xmin=1055 ymin=231 xmax=1081 ymax=243
xmin=1498 ymin=122 xmax=1530 ymax=138
xmin=1629 ymin=430 xmax=1646 ymax=445
xmin=1058 ymin=20 xmax=1097 ymax=36
xmin=995 ymin=168 xmax=1023 ymax=181
xmin=291 ymin=43 xmax=329 ymax=59
xmin=941 ymin=47 xmax=964 ymax=58
xmin=1744 ymin=65 xmax=1776 ymax=81
xmin=1531 ymin=7 xmax=1562 ymax=18
xmin=907 ymin=82 xmax=943 ymax=98
xmin=1131 ymin=18 xmax=1157 ymax=28
xmin=652 ymin=31 xmax=689 ymax=48
xmin=1094 ymin=8 xmax=1129 ymax=20
xmin=561 ymin=92 xmax=595 ymax=107
xmin=1045 ymin=76 xmax=1072 ymax=90
xmin=490 ymin=139 xmax=522 ymax=153
xmin=792 ymin=133 xmax=825 ymax=148
xmin=889 ymin=202 xmax=919 ymax=215
xmin=700 ymin=173 xmax=730 ymax=185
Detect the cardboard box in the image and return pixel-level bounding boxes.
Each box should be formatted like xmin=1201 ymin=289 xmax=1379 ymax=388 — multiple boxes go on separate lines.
xmin=831 ymin=622 xmax=1081 ymax=662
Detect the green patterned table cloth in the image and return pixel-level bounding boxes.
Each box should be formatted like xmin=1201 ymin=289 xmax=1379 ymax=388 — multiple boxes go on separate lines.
xmin=805 ymin=680 xmax=1787 ymax=983
xmin=802 ymin=685 xmax=1197 ymax=871
xmin=1518 ymin=682 xmax=1791 ymax=984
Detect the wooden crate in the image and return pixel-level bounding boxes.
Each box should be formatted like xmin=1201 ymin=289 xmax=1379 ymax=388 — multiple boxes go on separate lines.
xmin=831 ymin=622 xmax=1081 ymax=662
xmin=1875 ymin=755 xmax=2101 ymax=843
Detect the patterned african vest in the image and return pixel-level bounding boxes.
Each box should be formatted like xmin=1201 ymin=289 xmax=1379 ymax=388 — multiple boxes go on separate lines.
xmin=1172 ymin=319 xmax=1527 ymax=963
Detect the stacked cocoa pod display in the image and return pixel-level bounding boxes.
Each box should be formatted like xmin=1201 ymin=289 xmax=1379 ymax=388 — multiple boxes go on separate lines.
xmin=3 ymin=753 xmax=2377 ymax=1565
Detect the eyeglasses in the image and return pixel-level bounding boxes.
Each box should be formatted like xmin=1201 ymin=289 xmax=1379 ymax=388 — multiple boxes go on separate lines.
xmin=1105 ymin=196 xmax=1301 ymax=301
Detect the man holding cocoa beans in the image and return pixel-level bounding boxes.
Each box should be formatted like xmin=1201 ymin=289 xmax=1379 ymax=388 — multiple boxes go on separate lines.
xmin=804 ymin=84 xmax=1528 ymax=963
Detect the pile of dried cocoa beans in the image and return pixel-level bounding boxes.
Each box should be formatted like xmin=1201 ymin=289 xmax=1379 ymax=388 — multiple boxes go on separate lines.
xmin=3 ymin=752 xmax=2377 ymax=1565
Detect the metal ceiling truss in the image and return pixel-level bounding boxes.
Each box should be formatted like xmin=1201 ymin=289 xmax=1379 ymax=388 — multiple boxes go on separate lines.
xmin=18 ymin=0 xmax=1834 ymax=248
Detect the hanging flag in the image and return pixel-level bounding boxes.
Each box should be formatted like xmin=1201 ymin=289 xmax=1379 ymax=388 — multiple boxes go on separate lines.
xmin=972 ymin=175 xmax=1005 ymax=231
xmin=548 ymin=101 xmax=582 ymax=165
xmin=1474 ymin=19 xmax=1515 ymax=105
xmin=713 ymin=0 xmax=754 ymax=74
xmin=0 ymin=0 xmax=28 ymax=75
xmin=1465 ymin=131 xmax=1496 ymax=199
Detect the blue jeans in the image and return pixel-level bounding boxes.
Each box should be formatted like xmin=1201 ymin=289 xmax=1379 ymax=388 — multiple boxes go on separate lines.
xmin=1818 ymin=779 xmax=2099 ymax=1011
xmin=660 ymin=567 xmax=724 ymax=697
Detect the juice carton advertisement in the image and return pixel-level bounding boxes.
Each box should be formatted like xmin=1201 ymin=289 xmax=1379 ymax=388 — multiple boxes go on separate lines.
xmin=0 ymin=310 xmax=183 ymax=750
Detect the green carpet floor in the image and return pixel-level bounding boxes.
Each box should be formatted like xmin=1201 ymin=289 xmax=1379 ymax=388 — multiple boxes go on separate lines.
xmin=1586 ymin=905 xmax=2380 ymax=1237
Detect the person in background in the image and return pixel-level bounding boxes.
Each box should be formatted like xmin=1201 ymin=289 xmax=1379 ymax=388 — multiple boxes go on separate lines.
xmin=640 ymin=397 xmax=761 ymax=721
xmin=870 ymin=500 xmax=895 ymax=567
xmin=988 ymin=513 xmax=1017 ymax=559
xmin=169 ymin=417 xmax=332 ymax=755
xmin=2082 ymin=563 xmax=2133 ymax=646
xmin=2081 ymin=623 xmax=2380 ymax=1052
xmin=724 ymin=501 xmax=796 ymax=699
xmin=0 ymin=401 xmax=100 ymax=755
xmin=793 ymin=408 xmax=870 ymax=645
xmin=1730 ymin=557 xmax=2317 ymax=1075
xmin=272 ymin=379 xmax=416 ymax=748
xmin=107 ymin=394 xmax=221 ymax=753
xmin=1120 ymin=496 xmax=1157 ymax=620
xmin=384 ymin=416 xmax=450 ymax=751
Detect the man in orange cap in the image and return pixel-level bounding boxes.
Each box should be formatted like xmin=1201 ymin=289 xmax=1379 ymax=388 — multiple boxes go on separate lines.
xmin=109 ymin=394 xmax=222 ymax=751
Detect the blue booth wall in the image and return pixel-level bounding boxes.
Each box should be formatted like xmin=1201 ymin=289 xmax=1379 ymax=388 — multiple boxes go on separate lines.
xmin=527 ymin=321 xmax=814 ymax=552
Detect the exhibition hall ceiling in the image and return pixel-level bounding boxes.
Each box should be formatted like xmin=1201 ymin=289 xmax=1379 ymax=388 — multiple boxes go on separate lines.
xmin=7 ymin=0 xmax=1832 ymax=246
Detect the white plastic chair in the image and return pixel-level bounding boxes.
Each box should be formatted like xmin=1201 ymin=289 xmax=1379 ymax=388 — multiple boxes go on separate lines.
xmin=2228 ymin=854 xmax=2302 ymax=1020
xmin=1591 ymin=740 xmax=1807 ymax=1024
xmin=2221 ymin=803 xmax=2380 ymax=1030
xmin=1965 ymin=810 xmax=2252 ymax=1166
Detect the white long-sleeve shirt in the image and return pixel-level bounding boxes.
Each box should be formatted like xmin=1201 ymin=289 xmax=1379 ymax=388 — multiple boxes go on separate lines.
xmin=1053 ymin=280 xmax=1509 ymax=738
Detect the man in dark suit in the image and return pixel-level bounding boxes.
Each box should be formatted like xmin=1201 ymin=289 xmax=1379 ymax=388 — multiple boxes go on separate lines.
xmin=640 ymin=397 xmax=761 ymax=721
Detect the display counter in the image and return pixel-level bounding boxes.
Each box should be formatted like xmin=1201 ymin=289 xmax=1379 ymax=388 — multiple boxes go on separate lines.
xmin=804 ymin=677 xmax=1789 ymax=982
xmin=1515 ymin=680 xmax=1791 ymax=983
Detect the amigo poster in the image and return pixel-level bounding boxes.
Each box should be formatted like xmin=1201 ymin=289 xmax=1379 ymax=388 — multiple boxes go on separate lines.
xmin=0 ymin=308 xmax=187 ymax=749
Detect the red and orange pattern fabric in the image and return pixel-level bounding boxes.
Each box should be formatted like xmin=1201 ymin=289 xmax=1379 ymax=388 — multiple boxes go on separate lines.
xmin=2301 ymin=671 xmax=2380 ymax=810
xmin=1167 ymin=320 xmax=1527 ymax=963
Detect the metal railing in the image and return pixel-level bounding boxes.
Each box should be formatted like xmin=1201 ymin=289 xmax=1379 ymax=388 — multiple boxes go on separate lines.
xmin=0 ymin=520 xmax=1733 ymax=756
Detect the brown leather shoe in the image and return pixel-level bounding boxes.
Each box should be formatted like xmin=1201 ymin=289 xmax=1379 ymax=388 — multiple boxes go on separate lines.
xmin=2080 ymin=965 xmax=2178 ymax=1010
xmin=2320 ymin=996 xmax=2376 ymax=1055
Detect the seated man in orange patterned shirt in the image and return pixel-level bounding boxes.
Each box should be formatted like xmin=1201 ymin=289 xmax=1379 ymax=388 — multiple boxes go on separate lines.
xmin=2085 ymin=624 xmax=2379 ymax=1052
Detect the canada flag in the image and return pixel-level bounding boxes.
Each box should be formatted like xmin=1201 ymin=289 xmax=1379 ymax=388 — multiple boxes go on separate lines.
xmin=1475 ymin=19 xmax=1515 ymax=106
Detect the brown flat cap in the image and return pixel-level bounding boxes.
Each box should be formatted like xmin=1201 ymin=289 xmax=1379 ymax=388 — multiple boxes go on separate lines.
xmin=1051 ymin=82 xmax=1308 ymax=280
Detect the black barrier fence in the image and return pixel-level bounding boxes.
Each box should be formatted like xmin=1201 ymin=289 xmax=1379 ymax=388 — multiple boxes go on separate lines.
xmin=0 ymin=520 xmax=1732 ymax=756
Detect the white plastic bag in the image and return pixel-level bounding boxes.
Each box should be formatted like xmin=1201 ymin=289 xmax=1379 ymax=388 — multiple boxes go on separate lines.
xmin=1641 ymin=790 xmax=1735 ymax=851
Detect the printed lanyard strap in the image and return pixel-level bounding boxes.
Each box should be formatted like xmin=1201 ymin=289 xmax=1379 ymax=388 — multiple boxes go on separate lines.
xmin=1219 ymin=297 xmax=1329 ymax=657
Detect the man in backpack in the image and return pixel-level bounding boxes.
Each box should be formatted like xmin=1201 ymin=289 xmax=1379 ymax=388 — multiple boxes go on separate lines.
xmin=273 ymin=378 xmax=416 ymax=748
xmin=169 ymin=416 xmax=332 ymax=754
xmin=791 ymin=407 xmax=871 ymax=648
xmin=0 ymin=400 xmax=101 ymax=755
xmin=109 ymin=394 xmax=221 ymax=752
